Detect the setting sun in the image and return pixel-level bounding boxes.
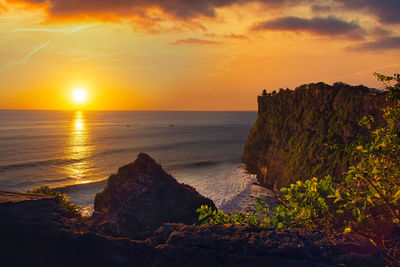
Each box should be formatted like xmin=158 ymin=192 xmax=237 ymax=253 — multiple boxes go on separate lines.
xmin=72 ymin=88 xmax=87 ymax=104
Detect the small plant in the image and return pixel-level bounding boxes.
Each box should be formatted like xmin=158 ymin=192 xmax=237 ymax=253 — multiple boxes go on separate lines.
xmin=27 ymin=186 xmax=81 ymax=217
xmin=197 ymin=196 xmax=268 ymax=226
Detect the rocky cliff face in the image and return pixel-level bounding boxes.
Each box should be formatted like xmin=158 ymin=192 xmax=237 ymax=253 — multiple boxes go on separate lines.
xmin=243 ymin=82 xmax=387 ymax=189
xmin=94 ymin=153 xmax=216 ymax=239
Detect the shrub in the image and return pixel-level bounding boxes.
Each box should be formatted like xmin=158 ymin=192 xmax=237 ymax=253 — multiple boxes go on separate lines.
xmin=197 ymin=196 xmax=269 ymax=226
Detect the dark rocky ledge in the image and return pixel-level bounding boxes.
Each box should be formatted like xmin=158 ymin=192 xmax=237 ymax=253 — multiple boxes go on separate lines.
xmin=0 ymin=154 xmax=385 ymax=266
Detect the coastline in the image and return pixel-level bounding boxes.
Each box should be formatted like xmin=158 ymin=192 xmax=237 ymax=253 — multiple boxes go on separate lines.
xmin=55 ymin=164 xmax=277 ymax=216
xmin=222 ymin=181 xmax=276 ymax=214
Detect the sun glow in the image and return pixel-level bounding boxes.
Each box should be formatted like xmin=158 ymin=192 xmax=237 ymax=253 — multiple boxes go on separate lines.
xmin=72 ymin=88 xmax=87 ymax=104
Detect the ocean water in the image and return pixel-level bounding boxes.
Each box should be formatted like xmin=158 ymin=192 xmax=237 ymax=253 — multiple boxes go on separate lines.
xmin=0 ymin=110 xmax=259 ymax=210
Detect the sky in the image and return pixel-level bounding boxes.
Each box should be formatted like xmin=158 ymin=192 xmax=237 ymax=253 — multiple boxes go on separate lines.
xmin=0 ymin=0 xmax=399 ymax=110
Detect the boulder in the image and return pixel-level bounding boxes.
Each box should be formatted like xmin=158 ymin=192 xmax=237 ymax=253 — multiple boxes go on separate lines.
xmin=94 ymin=153 xmax=216 ymax=239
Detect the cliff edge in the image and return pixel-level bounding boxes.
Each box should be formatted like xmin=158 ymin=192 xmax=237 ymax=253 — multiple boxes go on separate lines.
xmin=242 ymin=82 xmax=387 ymax=189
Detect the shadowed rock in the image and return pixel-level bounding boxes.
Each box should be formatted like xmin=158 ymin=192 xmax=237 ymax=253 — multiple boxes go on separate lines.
xmin=0 ymin=191 xmax=68 ymax=239
xmin=148 ymin=223 xmax=383 ymax=267
xmin=0 ymin=203 xmax=384 ymax=267
xmin=94 ymin=153 xmax=216 ymax=239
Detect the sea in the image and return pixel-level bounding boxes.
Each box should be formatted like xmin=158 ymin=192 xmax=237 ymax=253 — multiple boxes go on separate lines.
xmin=0 ymin=110 xmax=274 ymax=214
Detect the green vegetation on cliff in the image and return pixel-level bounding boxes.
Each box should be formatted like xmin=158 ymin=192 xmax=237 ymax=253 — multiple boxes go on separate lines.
xmin=242 ymin=81 xmax=387 ymax=188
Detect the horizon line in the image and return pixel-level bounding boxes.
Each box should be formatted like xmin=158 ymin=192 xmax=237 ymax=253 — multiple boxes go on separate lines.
xmin=0 ymin=108 xmax=258 ymax=112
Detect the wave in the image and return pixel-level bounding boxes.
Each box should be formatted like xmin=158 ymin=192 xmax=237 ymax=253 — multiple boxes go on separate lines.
xmin=94 ymin=139 xmax=243 ymax=157
xmin=0 ymin=136 xmax=243 ymax=173
xmin=165 ymin=159 xmax=239 ymax=171
xmin=0 ymin=158 xmax=83 ymax=173
xmin=54 ymin=179 xmax=107 ymax=194
xmin=0 ymin=133 xmax=65 ymax=141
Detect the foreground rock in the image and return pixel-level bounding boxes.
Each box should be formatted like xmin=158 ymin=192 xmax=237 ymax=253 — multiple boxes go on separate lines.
xmin=0 ymin=203 xmax=384 ymax=267
xmin=0 ymin=191 xmax=69 ymax=238
xmin=94 ymin=153 xmax=216 ymax=239
xmin=149 ymin=224 xmax=383 ymax=267
xmin=0 ymin=191 xmax=384 ymax=266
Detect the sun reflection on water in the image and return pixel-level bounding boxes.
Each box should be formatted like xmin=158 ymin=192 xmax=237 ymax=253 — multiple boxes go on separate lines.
xmin=64 ymin=111 xmax=94 ymax=184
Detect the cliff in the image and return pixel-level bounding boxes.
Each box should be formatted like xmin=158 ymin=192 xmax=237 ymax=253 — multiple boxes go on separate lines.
xmin=243 ymin=82 xmax=387 ymax=189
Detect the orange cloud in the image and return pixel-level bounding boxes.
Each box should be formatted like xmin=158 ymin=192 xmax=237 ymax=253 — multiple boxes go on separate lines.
xmin=223 ymin=33 xmax=250 ymax=40
xmin=5 ymin=0 xmax=400 ymax=36
xmin=348 ymin=36 xmax=400 ymax=51
xmin=251 ymin=16 xmax=366 ymax=39
xmin=6 ymin=0 xmax=400 ymax=25
xmin=171 ymin=38 xmax=221 ymax=45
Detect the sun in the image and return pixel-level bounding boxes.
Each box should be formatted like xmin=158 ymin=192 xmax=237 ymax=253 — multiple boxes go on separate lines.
xmin=72 ymin=88 xmax=87 ymax=104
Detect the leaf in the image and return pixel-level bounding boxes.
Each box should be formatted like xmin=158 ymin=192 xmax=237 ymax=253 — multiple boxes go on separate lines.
xmin=343 ymin=227 xmax=351 ymax=234
xmin=394 ymin=189 xmax=400 ymax=199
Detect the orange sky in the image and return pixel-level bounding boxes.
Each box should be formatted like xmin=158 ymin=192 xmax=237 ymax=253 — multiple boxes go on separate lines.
xmin=0 ymin=0 xmax=399 ymax=110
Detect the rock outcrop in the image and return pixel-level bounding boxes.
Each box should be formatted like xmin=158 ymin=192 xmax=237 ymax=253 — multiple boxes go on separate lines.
xmin=94 ymin=153 xmax=216 ymax=239
xmin=243 ymin=82 xmax=387 ymax=189
xmin=0 ymin=192 xmax=384 ymax=266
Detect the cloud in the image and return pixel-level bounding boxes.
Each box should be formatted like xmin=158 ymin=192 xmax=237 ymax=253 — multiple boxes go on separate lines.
xmin=369 ymin=27 xmax=392 ymax=38
xmin=337 ymin=0 xmax=400 ymax=24
xmin=0 ymin=41 xmax=51 ymax=71
xmin=348 ymin=36 xmax=400 ymax=51
xmin=311 ymin=4 xmax=332 ymax=13
xmin=12 ymin=23 xmax=101 ymax=35
xmin=6 ymin=0 xmax=400 ymax=32
xmin=171 ymin=38 xmax=221 ymax=45
xmin=341 ymin=63 xmax=400 ymax=79
xmin=251 ymin=16 xmax=365 ymax=39
xmin=8 ymin=0 xmax=233 ymax=19
xmin=4 ymin=0 xmax=315 ymax=21
xmin=223 ymin=33 xmax=250 ymax=40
